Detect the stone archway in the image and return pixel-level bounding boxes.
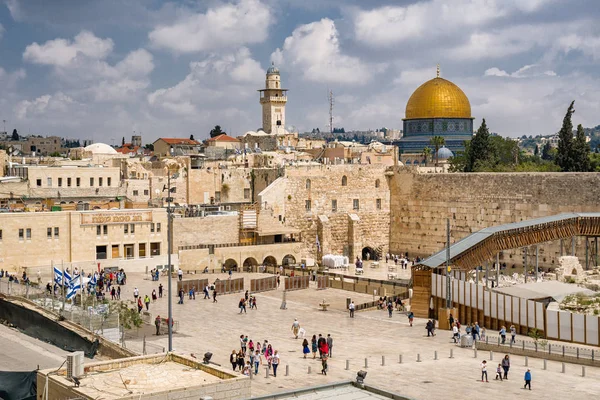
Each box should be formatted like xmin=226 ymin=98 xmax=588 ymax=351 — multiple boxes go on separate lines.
xmin=282 ymin=254 xmax=296 ymax=266
xmin=263 ymin=256 xmax=277 ymax=267
xmin=243 ymin=257 xmax=258 ymax=272
xmin=362 ymin=246 xmax=377 ymax=261
xmin=224 ymin=258 xmax=238 ymax=272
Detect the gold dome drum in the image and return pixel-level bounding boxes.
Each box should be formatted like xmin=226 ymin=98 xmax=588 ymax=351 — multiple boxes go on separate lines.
xmin=405 ymin=77 xmax=471 ymax=120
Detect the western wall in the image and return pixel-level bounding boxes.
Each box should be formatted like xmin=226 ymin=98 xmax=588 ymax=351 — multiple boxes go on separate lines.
xmin=388 ymin=169 xmax=600 ymax=268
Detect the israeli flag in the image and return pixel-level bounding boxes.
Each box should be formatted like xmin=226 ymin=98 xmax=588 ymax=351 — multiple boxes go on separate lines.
xmin=66 ymin=275 xmax=81 ymax=300
xmin=53 ymin=266 xmax=64 ymax=285
xmin=63 ymin=270 xmax=72 ymax=287
xmin=89 ymin=273 xmax=97 ymax=286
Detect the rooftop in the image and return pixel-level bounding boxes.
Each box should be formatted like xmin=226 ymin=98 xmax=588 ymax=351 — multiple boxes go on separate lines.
xmin=155 ymin=138 xmax=200 ymax=145
xmin=493 ymin=280 xmax=596 ymax=302
xmin=252 ymin=381 xmax=414 ymax=400
xmin=206 ymin=133 xmax=240 ymax=142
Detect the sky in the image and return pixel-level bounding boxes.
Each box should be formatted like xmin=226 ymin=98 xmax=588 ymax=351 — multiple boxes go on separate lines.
xmin=0 ymin=0 xmax=599 ymax=144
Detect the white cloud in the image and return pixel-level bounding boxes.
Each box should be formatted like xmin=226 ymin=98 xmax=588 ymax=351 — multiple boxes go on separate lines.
xmin=484 ymin=67 xmax=510 ymax=77
xmin=148 ymin=47 xmax=262 ymax=117
xmin=15 ymin=92 xmax=75 ymax=119
xmin=149 ymin=0 xmax=272 ymax=53
xmin=555 ymin=34 xmax=600 ymax=60
xmin=484 ymin=64 xmax=557 ymax=78
xmin=23 ymin=30 xmax=114 ymax=66
xmin=272 ymin=18 xmax=374 ymax=85
xmin=353 ymin=0 xmax=552 ymax=47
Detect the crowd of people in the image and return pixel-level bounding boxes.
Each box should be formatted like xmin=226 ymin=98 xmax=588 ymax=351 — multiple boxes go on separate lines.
xmin=229 ymin=335 xmax=281 ymax=377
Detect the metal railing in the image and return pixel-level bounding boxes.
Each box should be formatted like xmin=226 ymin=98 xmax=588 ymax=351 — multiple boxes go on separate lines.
xmin=481 ymin=334 xmax=598 ymax=361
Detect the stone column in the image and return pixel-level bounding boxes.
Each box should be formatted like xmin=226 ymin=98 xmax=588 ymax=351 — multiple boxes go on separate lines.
xmin=317 ymin=215 xmax=331 ymax=258
xmin=347 ymin=214 xmax=362 ymax=262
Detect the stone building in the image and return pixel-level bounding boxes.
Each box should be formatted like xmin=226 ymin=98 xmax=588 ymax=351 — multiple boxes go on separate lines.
xmin=259 ymin=63 xmax=288 ymax=134
xmin=153 ymin=138 xmax=201 ymax=156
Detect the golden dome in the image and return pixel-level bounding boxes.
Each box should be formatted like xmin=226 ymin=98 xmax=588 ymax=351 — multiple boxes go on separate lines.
xmin=405 ymin=77 xmax=471 ymax=119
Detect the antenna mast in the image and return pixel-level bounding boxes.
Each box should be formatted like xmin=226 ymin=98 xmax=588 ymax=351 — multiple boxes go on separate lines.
xmin=328 ymin=90 xmax=334 ymax=135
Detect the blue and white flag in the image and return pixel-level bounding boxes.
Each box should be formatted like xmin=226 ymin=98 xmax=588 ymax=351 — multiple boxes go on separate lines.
xmin=63 ymin=270 xmax=72 ymax=287
xmin=66 ymin=275 xmax=81 ymax=300
xmin=53 ymin=266 xmax=63 ymax=285
xmin=89 ymin=273 xmax=97 ymax=286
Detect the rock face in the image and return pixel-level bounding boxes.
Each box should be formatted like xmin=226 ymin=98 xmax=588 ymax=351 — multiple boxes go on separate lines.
xmin=555 ymin=256 xmax=585 ymax=282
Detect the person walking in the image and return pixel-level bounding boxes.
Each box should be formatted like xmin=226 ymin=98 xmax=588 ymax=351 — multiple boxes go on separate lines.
xmin=387 ymin=301 xmax=393 ymax=318
xmin=111 ymin=287 xmax=116 ymax=300
xmin=116 ymin=285 xmax=121 ymax=300
xmin=524 ymin=368 xmax=532 ymax=390
xmin=155 ymin=315 xmax=161 ymax=335
xmin=204 ymin=285 xmax=210 ymax=299
xmin=158 ymin=283 xmax=163 ymax=298
xmin=271 ymin=350 xmax=280 ymax=377
xmin=178 ymin=289 xmax=184 ymax=304
xmin=407 ymin=311 xmax=414 ymax=327
xmin=137 ymin=297 xmax=143 ymax=313
xmin=500 ymin=326 xmax=507 ymax=344
xmin=212 ymin=288 xmax=218 ymax=302
xmin=502 ymin=355 xmax=510 ymax=379
xmin=236 ymin=350 xmax=245 ymax=371
xmin=291 ymin=319 xmax=300 ymax=339
xmin=133 ymin=287 xmax=139 ymax=300
xmin=481 ymin=360 xmax=489 ymax=382
xmin=302 ymin=338 xmax=310 ymax=358
xmin=452 ymin=323 xmax=460 ymax=343
xmin=239 ymin=298 xmax=247 ymax=314
xmin=144 ymin=294 xmax=150 ymax=311
xmin=326 ymin=334 xmax=333 ymax=358
xmin=495 ymin=364 xmax=503 ymax=381
xmin=510 ymin=325 xmax=516 ymax=344
xmin=349 ymin=301 xmax=355 ymax=318
xmin=253 ymin=350 xmax=262 ymax=374
xmin=321 ymin=353 xmax=328 ymax=375
xmin=311 ymin=335 xmax=318 ymax=359
xmin=189 ymin=287 xmax=195 ymax=300
xmin=152 ymin=289 xmax=157 ymax=303
xmin=448 ymin=313 xmax=455 ymax=329
xmin=178 ymin=268 xmax=183 ymax=281
xmin=230 ymin=350 xmax=238 ymax=371
xmin=426 ymin=320 xmax=435 ymax=337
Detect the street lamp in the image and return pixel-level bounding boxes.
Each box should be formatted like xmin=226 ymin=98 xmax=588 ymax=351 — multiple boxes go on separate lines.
xmin=165 ymin=171 xmax=179 ymax=352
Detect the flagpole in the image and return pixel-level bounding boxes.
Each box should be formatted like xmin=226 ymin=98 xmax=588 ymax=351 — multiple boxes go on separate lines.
xmin=50 ymin=261 xmax=54 ymax=311
xmin=61 ymin=260 xmax=66 ymax=312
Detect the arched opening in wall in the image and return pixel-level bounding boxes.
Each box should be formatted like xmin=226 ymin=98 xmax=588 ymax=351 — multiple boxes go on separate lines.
xmin=282 ymin=254 xmax=296 ymax=266
xmin=405 ymin=160 xmax=412 ymax=165
xmin=306 ymin=179 xmax=311 ymax=189
xmin=263 ymin=256 xmax=277 ymax=267
xmin=375 ymin=179 xmax=380 ymax=188
xmin=243 ymin=257 xmax=258 ymax=272
xmin=362 ymin=246 xmax=378 ymax=261
xmin=224 ymin=258 xmax=238 ymax=272
xmin=341 ymin=176 xmax=347 ymax=186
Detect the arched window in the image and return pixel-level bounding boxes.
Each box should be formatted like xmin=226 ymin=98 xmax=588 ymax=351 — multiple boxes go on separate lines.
xmin=306 ymin=179 xmax=311 ymax=189
xmin=375 ymin=179 xmax=380 ymax=188
xmin=341 ymin=176 xmax=347 ymax=186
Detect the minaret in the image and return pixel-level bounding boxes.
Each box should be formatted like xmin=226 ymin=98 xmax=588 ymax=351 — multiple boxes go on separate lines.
xmin=258 ymin=63 xmax=288 ymax=134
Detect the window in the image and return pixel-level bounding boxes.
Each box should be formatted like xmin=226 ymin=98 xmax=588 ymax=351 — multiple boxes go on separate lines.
xmin=144 ymin=189 xmax=149 ymax=196
xmin=130 ymin=224 xmax=135 ymax=234
xmin=341 ymin=176 xmax=347 ymax=186
xmin=331 ymin=199 xmax=337 ymax=212
xmin=306 ymin=179 xmax=311 ymax=189
xmin=124 ymin=224 xmax=129 ymax=234
xmin=171 ymin=187 xmax=177 ymax=193
xmin=36 ymin=179 xmax=42 ymax=187
xmin=54 ymin=227 xmax=59 ymax=238
xmin=353 ymin=199 xmax=360 ymax=211
xmin=19 ymin=229 xmax=24 ymax=240
xmin=26 ymin=228 xmax=31 ymax=239
xmin=150 ymin=242 xmax=161 ymax=256
xmin=58 ymin=178 xmax=63 ymax=187
xmin=305 ymin=200 xmax=311 ymax=212
xmin=76 ymin=177 xmax=81 ymax=187
xmin=107 ymin=177 xmax=111 ymax=186
xmin=47 ymin=227 xmax=52 ymax=238
xmin=103 ymin=225 xmax=108 ymax=235
xmin=0 ymin=229 xmax=2 ymax=241
xmin=67 ymin=178 xmax=71 ymax=187
xmin=215 ymin=191 xmax=221 ymax=202
xmin=375 ymin=179 xmax=380 ymax=188
xmin=150 ymin=223 xmax=155 ymax=233
xmin=96 ymin=225 xmax=101 ymax=236
xmin=244 ymin=188 xmax=250 ymax=199
xmin=156 ymin=223 xmax=161 ymax=233
xmin=47 ymin=177 xmax=52 ymax=187
xmin=139 ymin=243 xmax=146 ymax=258
xmin=376 ymin=198 xmax=382 ymax=210
xmin=90 ymin=177 xmax=94 ymax=186
xmin=99 ymin=177 xmax=103 ymax=187
xmin=133 ymin=190 xmax=139 ymax=196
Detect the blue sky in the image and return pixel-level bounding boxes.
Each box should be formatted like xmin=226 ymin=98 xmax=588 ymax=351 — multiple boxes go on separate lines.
xmin=1 ymin=0 xmax=599 ymax=143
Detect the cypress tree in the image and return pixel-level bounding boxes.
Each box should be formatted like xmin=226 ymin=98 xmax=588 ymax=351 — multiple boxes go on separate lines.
xmin=466 ymin=119 xmax=493 ymax=172
xmin=572 ymin=124 xmax=591 ymax=172
xmin=556 ymin=101 xmax=575 ymax=171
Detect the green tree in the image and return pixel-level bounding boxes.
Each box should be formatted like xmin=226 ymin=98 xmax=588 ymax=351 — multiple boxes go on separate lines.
xmin=534 ymin=144 xmax=539 ymax=157
xmin=144 ymin=143 xmax=154 ymax=151
xmin=422 ymin=146 xmax=432 ymax=163
xmin=556 ymin=101 xmax=576 ymax=171
xmin=189 ymin=134 xmax=195 ymax=141
xmin=209 ymin=125 xmax=223 ymax=138
xmin=572 ymin=124 xmax=591 ymax=171
xmin=466 ymin=119 xmax=494 ymax=172
xmin=430 ymin=136 xmax=445 ymax=171
xmin=541 ymin=142 xmax=553 ymax=161
xmin=11 ymin=129 xmax=19 ymax=141
xmin=122 ymin=137 xmax=125 ymax=146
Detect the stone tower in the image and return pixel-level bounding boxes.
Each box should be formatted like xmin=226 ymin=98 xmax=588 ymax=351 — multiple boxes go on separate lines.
xmin=259 ymin=63 xmax=288 ymax=134
xmin=131 ymin=135 xmax=142 ymax=147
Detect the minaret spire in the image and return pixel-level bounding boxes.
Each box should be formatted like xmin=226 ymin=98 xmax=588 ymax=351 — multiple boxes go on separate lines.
xmin=436 ymin=64 xmax=440 ymax=78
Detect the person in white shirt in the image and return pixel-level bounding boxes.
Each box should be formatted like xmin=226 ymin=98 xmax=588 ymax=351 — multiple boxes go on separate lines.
xmin=349 ymin=301 xmax=355 ymax=318
xmin=178 ymin=268 xmax=183 ymax=281
xmin=453 ymin=324 xmax=460 ymax=343
xmin=133 ymin=287 xmax=139 ymax=299
xmin=271 ymin=350 xmax=280 ymax=377
xmin=481 ymin=360 xmax=489 ymax=382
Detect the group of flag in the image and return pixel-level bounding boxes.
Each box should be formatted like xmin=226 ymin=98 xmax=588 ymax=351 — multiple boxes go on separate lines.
xmin=53 ymin=267 xmax=98 ymax=300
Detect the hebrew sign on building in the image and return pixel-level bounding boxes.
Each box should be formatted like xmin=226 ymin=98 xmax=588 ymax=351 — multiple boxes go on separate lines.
xmin=80 ymin=211 xmax=153 ymax=225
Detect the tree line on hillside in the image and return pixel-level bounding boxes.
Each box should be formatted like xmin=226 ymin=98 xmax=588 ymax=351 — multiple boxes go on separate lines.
xmin=448 ymin=101 xmax=597 ymax=172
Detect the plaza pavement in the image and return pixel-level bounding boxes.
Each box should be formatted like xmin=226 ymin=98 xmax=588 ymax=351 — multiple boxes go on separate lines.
xmin=115 ymin=270 xmax=600 ymax=400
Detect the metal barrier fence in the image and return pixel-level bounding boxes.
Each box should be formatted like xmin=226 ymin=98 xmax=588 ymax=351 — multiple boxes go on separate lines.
xmin=215 ymin=278 xmax=244 ymax=295
xmin=285 ymin=276 xmax=310 ymax=291
xmin=0 ymin=280 xmax=46 ymax=299
xmin=482 ymin=334 xmax=598 ymax=361
xmin=177 ymin=279 xmax=209 ymax=294
xmin=250 ymin=276 xmax=277 ymax=293
xmin=317 ymin=276 xmax=328 ymax=290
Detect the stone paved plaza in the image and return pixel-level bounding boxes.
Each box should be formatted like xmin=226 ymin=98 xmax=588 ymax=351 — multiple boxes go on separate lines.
xmin=113 ymin=270 xmax=600 ymax=399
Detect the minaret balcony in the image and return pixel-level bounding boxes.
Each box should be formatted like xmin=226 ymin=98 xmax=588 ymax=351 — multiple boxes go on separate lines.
xmin=260 ymin=96 xmax=287 ymax=103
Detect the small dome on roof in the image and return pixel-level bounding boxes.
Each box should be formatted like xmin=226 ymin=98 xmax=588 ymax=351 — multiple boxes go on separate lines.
xmin=84 ymin=143 xmax=117 ymax=155
xmin=267 ymin=62 xmax=279 ymax=75
xmin=437 ymin=146 xmax=454 ymax=160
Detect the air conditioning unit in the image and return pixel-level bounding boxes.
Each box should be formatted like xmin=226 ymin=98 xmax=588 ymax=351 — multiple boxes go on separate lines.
xmin=66 ymin=351 xmax=84 ymax=379
xmin=225 ymin=206 xmax=231 ymax=211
